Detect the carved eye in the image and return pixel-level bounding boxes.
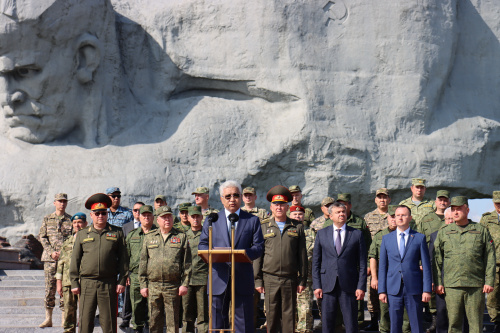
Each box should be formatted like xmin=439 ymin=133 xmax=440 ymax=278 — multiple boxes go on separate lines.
xmin=14 ymin=67 xmax=39 ymax=78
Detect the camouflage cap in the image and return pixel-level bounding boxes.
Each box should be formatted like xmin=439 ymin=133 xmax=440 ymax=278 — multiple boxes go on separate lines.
xmin=337 ymin=193 xmax=351 ymax=203
xmin=321 ymin=197 xmax=335 ymax=207
xmin=436 ymin=190 xmax=450 ymax=198
xmin=290 ymin=205 xmax=305 ymax=213
xmin=155 ymin=206 xmax=173 ymax=217
xmin=411 ymin=178 xmax=426 ymax=186
xmin=85 ymin=193 xmax=112 ymax=211
xmin=450 ymin=196 xmax=468 ymax=207
xmin=54 ymin=193 xmax=68 ymax=201
xmin=188 ymin=205 xmax=202 ymax=216
xmin=288 ymin=185 xmax=302 ymax=193
xmin=243 ymin=187 xmax=256 ymax=194
xmin=105 ymin=187 xmax=121 ymax=195
xmin=387 ymin=205 xmax=398 ymax=216
xmin=178 ymin=202 xmax=192 ymax=211
xmin=71 ymin=212 xmax=86 ymax=221
xmin=192 ymin=187 xmax=209 ymax=195
xmin=266 ymin=185 xmax=293 ymax=203
xmin=376 ymin=188 xmax=389 ymax=196
xmin=139 ymin=205 xmax=154 ymax=214
xmin=154 ymin=195 xmax=166 ymax=202
xmin=493 ymin=191 xmax=500 ymax=203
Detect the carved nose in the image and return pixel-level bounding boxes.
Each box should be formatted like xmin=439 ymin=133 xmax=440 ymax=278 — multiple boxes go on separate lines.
xmin=9 ymin=91 xmax=25 ymax=105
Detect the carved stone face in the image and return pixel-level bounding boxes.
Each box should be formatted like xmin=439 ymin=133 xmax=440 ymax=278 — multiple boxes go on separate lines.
xmin=0 ymin=29 xmax=81 ymax=143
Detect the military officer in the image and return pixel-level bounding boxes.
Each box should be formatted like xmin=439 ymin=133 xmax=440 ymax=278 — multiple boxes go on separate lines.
xmin=39 ymin=193 xmax=72 ymax=328
xmin=183 ymin=205 xmax=209 ymax=333
xmin=153 ymin=195 xmax=168 ymax=210
xmin=399 ymin=178 xmax=435 ymax=225
xmin=434 ymin=196 xmax=496 ymax=333
xmin=174 ymin=202 xmax=192 ymax=232
xmin=139 ymin=206 xmax=191 ymax=333
xmin=310 ymin=197 xmax=335 ymax=231
xmin=241 ymin=186 xmax=269 ymax=221
xmin=126 ymin=205 xmax=157 ymax=333
xmin=480 ymin=190 xmax=500 ymax=331
xmin=56 ymin=212 xmax=87 ymax=333
xmin=70 ymin=193 xmax=128 ymax=333
xmin=254 ymin=186 xmax=307 ymax=333
xmin=192 ymin=187 xmax=219 ymax=217
xmin=287 ymin=185 xmax=315 ymax=228
xmin=106 ymin=187 xmax=134 ymax=227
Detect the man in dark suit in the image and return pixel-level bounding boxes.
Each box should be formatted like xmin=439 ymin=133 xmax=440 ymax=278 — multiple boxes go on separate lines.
xmin=199 ymin=180 xmax=264 ymax=332
xmin=378 ymin=205 xmax=432 ymax=333
xmin=312 ymin=201 xmax=367 ymax=333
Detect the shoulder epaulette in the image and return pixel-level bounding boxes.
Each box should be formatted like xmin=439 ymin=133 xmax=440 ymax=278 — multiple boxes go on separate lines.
xmin=261 ymin=217 xmax=271 ymax=224
xmin=482 ymin=211 xmax=493 ymax=216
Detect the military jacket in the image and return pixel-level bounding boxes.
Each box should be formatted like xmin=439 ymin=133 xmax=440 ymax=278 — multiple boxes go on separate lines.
xmin=39 ymin=212 xmax=72 ymax=262
xmin=480 ymin=210 xmax=500 ymax=264
xmin=433 ymin=221 xmax=496 ymax=288
xmin=107 ymin=206 xmax=133 ymax=228
xmin=126 ymin=225 xmax=157 ymax=274
xmin=139 ymin=228 xmax=191 ymax=289
xmin=310 ymin=215 xmax=328 ymax=231
xmin=368 ymin=227 xmax=393 ymax=261
xmin=70 ymin=223 xmax=128 ymax=289
xmin=287 ymin=207 xmax=315 ymax=229
xmin=56 ymin=235 xmax=76 ymax=287
xmin=254 ymin=217 xmax=307 ymax=288
xmin=364 ymin=209 xmax=388 ymax=237
xmin=241 ymin=206 xmax=269 ymax=221
xmin=202 ymin=206 xmax=219 ymax=218
xmin=173 ymin=222 xmax=191 ymax=233
xmin=399 ymin=197 xmax=435 ymax=225
xmin=417 ymin=212 xmax=445 ymax=244
xmin=186 ymin=229 xmax=208 ymax=286
xmin=304 ymin=228 xmax=316 ymax=282
xmin=346 ymin=213 xmax=372 ymax=253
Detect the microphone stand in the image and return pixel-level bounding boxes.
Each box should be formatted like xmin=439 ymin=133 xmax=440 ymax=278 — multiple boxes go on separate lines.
xmin=228 ymin=213 xmax=239 ymax=333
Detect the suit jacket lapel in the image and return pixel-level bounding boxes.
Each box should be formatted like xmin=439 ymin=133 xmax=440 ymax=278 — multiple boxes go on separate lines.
xmin=219 ymin=212 xmax=231 ymax=247
xmin=234 ymin=213 xmax=245 ymax=245
xmin=326 ymin=226 xmax=338 ymax=257
xmin=402 ymin=229 xmax=415 ymax=259
xmin=339 ymin=228 xmax=352 ymax=256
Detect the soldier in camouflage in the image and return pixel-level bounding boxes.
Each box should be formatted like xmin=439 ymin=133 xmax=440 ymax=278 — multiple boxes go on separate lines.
xmin=287 ymin=185 xmax=315 ymax=228
xmin=399 ymin=178 xmax=435 ymax=225
xmin=241 ymin=187 xmax=269 ymax=221
xmin=192 ymin=187 xmax=219 ymax=218
xmin=174 ymin=202 xmax=192 ymax=233
xmin=480 ymin=191 xmax=500 ymax=331
xmin=126 ymin=205 xmax=157 ymax=333
xmin=183 ymin=205 xmax=209 ymax=333
xmin=56 ymin=212 xmax=87 ymax=333
xmin=39 ymin=193 xmax=72 ymax=328
xmin=434 ymin=196 xmax=496 ymax=333
xmin=139 ymin=205 xmax=191 ymax=333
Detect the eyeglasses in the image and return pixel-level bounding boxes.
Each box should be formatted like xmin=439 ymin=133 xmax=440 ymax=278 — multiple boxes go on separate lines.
xmin=223 ymin=194 xmax=240 ymax=200
xmin=133 ymin=209 xmax=140 ymax=212
xmin=93 ymin=211 xmax=107 ymax=216
xmin=110 ymin=195 xmax=121 ymax=199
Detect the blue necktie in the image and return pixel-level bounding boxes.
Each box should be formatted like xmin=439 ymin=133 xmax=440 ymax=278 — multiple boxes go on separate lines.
xmin=336 ymin=229 xmax=342 ymax=254
xmin=399 ymin=232 xmax=406 ymax=258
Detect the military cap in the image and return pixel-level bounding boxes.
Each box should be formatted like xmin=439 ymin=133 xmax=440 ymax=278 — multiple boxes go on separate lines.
xmin=105 ymin=187 xmax=121 ymax=195
xmin=290 ymin=205 xmax=305 ymax=213
xmin=178 ymin=202 xmax=192 ymax=211
xmin=288 ymin=185 xmax=302 ymax=193
xmin=493 ymin=191 xmax=500 ymax=203
xmin=243 ymin=187 xmax=256 ymax=194
xmin=321 ymin=197 xmax=335 ymax=207
xmin=155 ymin=206 xmax=173 ymax=217
xmin=436 ymin=190 xmax=450 ymax=198
xmin=85 ymin=193 xmax=112 ymax=211
xmin=154 ymin=195 xmax=166 ymax=202
xmin=266 ymin=185 xmax=293 ymax=203
xmin=411 ymin=178 xmax=426 ymax=186
xmin=337 ymin=193 xmax=351 ymax=203
xmin=376 ymin=188 xmax=389 ymax=196
xmin=54 ymin=193 xmax=68 ymax=201
xmin=188 ymin=205 xmax=202 ymax=216
xmin=71 ymin=212 xmax=87 ymax=221
xmin=387 ymin=205 xmax=398 ymax=216
xmin=192 ymin=187 xmax=209 ymax=195
xmin=450 ymin=196 xmax=468 ymax=207
xmin=140 ymin=205 xmax=154 ymax=214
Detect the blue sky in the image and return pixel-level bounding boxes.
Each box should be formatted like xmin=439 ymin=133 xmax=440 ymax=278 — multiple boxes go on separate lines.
xmin=469 ymin=198 xmax=495 ymax=222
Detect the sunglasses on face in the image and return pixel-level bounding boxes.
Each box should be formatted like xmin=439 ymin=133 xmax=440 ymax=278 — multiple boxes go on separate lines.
xmin=93 ymin=211 xmax=107 ymax=216
xmin=223 ymin=194 xmax=240 ymax=200
xmin=110 ymin=195 xmax=121 ymax=199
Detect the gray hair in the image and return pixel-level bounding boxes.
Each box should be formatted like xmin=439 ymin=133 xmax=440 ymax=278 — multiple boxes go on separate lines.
xmin=444 ymin=207 xmax=452 ymax=216
xmin=219 ymin=180 xmax=242 ymax=196
xmin=328 ymin=202 xmax=346 ymax=215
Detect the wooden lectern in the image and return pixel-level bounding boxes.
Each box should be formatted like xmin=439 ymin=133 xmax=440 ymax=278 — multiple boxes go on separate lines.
xmin=198 ymin=223 xmax=251 ymax=332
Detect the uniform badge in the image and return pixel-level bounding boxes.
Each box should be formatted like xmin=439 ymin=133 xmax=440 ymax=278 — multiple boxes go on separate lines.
xmin=171 ymin=237 xmax=181 ymax=244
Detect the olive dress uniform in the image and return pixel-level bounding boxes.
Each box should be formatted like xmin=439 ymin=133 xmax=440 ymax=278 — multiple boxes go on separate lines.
xmin=56 ymin=235 xmax=78 ymax=333
xmin=480 ymin=210 xmax=500 ymax=325
xmin=254 ymin=217 xmax=308 ymax=333
xmin=69 ymin=223 xmax=128 ymax=333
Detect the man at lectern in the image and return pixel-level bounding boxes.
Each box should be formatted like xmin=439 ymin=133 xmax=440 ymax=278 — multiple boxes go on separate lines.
xmin=199 ymin=180 xmax=265 ymax=332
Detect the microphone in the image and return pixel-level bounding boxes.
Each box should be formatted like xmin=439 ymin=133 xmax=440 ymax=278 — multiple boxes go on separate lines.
xmin=207 ymin=213 xmax=219 ymax=226
xmin=228 ymin=213 xmax=239 ymax=226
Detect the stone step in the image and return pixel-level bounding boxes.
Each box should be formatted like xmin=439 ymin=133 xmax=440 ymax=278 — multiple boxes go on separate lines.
xmin=0 ymin=288 xmax=46 ymax=298
xmin=0 ymin=260 xmax=32 ymax=270
xmin=0 ymin=249 xmax=22 ymax=262
xmin=0 ymin=269 xmax=43 ymax=277
xmin=0 ymin=314 xmax=121 ymax=333
xmin=0 ymin=306 xmax=58 ymax=315
xmin=0 ymin=298 xmax=43 ymax=307
xmin=0 ymin=280 xmax=44 ymax=286
xmin=0 ymin=274 xmax=44 ymax=281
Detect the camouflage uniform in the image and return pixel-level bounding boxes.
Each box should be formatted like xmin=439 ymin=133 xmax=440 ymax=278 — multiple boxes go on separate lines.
xmin=480 ymin=210 xmax=500 ymax=323
xmin=309 ymin=215 xmax=328 ymax=231
xmin=39 ymin=212 xmax=72 ymax=309
xmin=287 ymin=207 xmax=315 ymax=229
xmin=183 ymin=228 xmax=208 ymax=333
xmin=174 ymin=222 xmax=191 ymax=233
xmin=241 ymin=206 xmax=269 ymax=221
xmin=296 ymin=227 xmax=315 ymax=332
xmin=434 ymin=221 xmax=496 ymax=333
xmin=202 ymin=206 xmax=219 ymax=219
xmin=398 ymin=197 xmax=435 ymax=225
xmin=55 ymin=235 xmax=78 ymax=333
xmin=139 ymin=228 xmax=191 ymax=333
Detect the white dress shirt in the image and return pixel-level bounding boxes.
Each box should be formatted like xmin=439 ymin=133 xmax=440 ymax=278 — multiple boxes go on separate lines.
xmin=397 ymin=226 xmax=410 ymax=248
xmin=333 ymin=224 xmax=347 ymax=248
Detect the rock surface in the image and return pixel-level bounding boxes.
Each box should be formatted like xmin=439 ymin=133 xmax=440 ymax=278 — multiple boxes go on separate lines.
xmin=0 ymin=0 xmax=499 ymax=240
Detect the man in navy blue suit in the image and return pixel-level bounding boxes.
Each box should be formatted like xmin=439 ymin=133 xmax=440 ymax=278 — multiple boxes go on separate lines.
xmin=198 ymin=180 xmax=264 ymax=332
xmin=312 ymin=201 xmax=367 ymax=333
xmin=378 ymin=205 xmax=432 ymax=333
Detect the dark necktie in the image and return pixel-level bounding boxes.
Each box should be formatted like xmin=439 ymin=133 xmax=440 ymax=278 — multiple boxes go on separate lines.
xmin=336 ymin=229 xmax=342 ymax=254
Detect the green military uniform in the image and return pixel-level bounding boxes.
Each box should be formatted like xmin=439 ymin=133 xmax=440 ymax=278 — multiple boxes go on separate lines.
xmin=201 ymin=206 xmax=219 ymax=218
xmin=296 ymin=227 xmax=315 ymax=332
xmin=183 ymin=227 xmax=208 ymax=333
xmin=70 ymin=223 xmax=128 ymax=333
xmin=173 ymin=222 xmax=190 ymax=233
xmin=417 ymin=212 xmax=445 ymax=244
xmin=242 ymin=206 xmax=269 ymax=221
xmin=399 ymin=197 xmax=435 ymax=225
xmin=126 ymin=223 xmax=157 ymax=330
xmin=480 ymin=205 xmax=500 ymax=324
xmin=56 ymin=235 xmax=78 ymax=333
xmin=139 ymin=227 xmax=191 ymax=333
xmin=310 ymin=215 xmax=328 ymax=231
xmin=286 ymin=207 xmax=315 ymax=229
xmin=254 ymin=216 xmax=308 ymax=333
xmin=434 ymin=217 xmax=496 ymax=333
